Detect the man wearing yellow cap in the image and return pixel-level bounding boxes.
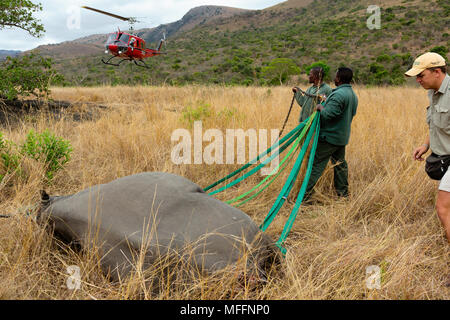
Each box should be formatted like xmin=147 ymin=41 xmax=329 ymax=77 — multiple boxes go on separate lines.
xmin=408 ymin=52 xmax=450 ymax=247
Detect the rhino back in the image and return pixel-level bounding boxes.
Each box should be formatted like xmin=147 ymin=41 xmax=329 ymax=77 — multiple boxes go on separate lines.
xmin=42 ymin=172 xmax=270 ymax=277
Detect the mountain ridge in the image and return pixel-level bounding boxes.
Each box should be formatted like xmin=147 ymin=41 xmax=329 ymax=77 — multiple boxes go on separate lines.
xmin=28 ymin=0 xmax=450 ymax=86
xmin=29 ymin=5 xmax=253 ymax=56
xmin=0 ymin=50 xmax=22 ymax=60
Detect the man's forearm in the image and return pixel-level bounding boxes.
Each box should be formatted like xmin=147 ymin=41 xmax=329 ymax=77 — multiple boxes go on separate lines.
xmin=295 ymin=91 xmax=305 ymax=107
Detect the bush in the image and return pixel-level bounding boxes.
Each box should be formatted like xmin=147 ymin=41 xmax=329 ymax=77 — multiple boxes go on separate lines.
xmin=376 ymin=54 xmax=391 ymax=63
xmin=20 ymin=129 xmax=72 ymax=180
xmin=0 ymin=52 xmax=63 ymax=100
xmin=368 ymin=63 xmax=390 ymax=85
xmin=0 ymin=133 xmax=21 ymax=182
xmin=181 ymin=103 xmax=212 ymax=127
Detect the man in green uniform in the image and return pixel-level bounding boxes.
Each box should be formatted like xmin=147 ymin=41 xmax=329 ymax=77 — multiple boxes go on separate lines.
xmin=293 ymin=67 xmax=332 ymax=122
xmin=304 ymin=67 xmax=358 ymax=200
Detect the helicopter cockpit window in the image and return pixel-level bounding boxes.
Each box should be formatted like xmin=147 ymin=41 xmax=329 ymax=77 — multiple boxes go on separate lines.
xmin=106 ymin=33 xmax=117 ymax=44
xmin=118 ymin=33 xmax=130 ymax=45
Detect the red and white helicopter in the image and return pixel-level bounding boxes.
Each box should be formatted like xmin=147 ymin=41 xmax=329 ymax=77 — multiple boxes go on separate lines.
xmin=82 ymin=6 xmax=166 ymax=68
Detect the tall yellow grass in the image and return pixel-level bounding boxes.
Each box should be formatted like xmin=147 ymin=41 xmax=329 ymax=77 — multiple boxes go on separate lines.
xmin=0 ymin=85 xmax=448 ymax=299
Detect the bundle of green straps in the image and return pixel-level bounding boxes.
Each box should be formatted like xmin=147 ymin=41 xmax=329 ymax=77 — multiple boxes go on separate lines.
xmin=204 ymin=112 xmax=320 ymax=255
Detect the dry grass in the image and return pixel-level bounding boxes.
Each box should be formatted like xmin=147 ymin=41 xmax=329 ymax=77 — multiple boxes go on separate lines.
xmin=0 ymin=85 xmax=448 ymax=299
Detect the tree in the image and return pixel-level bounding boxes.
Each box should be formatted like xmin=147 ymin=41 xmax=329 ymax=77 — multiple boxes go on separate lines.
xmin=305 ymin=61 xmax=331 ymax=81
xmin=0 ymin=1 xmax=62 ymax=101
xmin=262 ymin=58 xmax=301 ymax=85
xmin=368 ymin=62 xmax=389 ymax=85
xmin=0 ymin=0 xmax=44 ymax=37
xmin=430 ymin=46 xmax=448 ymax=62
xmin=0 ymin=53 xmax=63 ymax=100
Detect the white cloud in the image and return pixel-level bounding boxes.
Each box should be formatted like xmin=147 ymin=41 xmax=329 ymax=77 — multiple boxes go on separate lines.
xmin=0 ymin=0 xmax=284 ymax=51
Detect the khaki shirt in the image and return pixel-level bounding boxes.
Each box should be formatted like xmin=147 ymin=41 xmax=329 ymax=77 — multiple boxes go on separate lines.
xmin=426 ymin=74 xmax=450 ymax=156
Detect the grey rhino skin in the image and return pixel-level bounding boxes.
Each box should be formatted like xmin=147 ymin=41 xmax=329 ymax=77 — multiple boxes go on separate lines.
xmin=38 ymin=172 xmax=276 ymax=281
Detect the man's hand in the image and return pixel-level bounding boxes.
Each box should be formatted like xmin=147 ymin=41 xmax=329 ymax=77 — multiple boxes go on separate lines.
xmin=316 ymin=104 xmax=324 ymax=112
xmin=292 ymin=87 xmax=299 ymax=93
xmin=413 ymin=144 xmax=429 ymax=161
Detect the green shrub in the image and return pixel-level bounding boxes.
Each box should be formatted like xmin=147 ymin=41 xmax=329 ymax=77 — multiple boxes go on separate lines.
xmin=376 ymin=54 xmax=391 ymax=63
xmin=20 ymin=129 xmax=72 ymax=180
xmin=181 ymin=103 xmax=212 ymax=126
xmin=0 ymin=53 xmax=63 ymax=100
xmin=0 ymin=133 xmax=21 ymax=182
xmin=217 ymin=106 xmax=245 ymax=122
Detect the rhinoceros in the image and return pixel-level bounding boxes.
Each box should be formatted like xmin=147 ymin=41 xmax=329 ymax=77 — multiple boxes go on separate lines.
xmin=38 ymin=172 xmax=277 ymax=283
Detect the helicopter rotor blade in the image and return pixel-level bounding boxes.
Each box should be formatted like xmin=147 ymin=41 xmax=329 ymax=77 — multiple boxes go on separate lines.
xmin=81 ymin=6 xmax=131 ymax=22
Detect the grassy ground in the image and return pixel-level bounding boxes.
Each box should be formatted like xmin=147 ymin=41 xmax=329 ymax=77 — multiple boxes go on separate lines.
xmin=0 ymin=85 xmax=448 ymax=299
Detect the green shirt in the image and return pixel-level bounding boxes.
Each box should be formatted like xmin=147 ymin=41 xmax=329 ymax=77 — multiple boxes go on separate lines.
xmin=319 ymin=84 xmax=358 ymax=146
xmin=295 ymin=83 xmax=332 ymax=122
xmin=426 ymin=74 xmax=450 ymax=156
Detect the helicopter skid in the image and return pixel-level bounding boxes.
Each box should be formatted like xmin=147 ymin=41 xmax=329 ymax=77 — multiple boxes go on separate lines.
xmin=101 ymin=56 xmax=150 ymax=69
xmin=101 ymin=56 xmax=128 ymax=66
xmin=132 ymin=59 xmax=150 ymax=69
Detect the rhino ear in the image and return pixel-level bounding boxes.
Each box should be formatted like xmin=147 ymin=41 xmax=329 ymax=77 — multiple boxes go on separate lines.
xmin=40 ymin=190 xmax=50 ymax=206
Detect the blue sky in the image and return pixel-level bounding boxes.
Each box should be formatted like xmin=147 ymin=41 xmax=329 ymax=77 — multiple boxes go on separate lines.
xmin=1 ymin=0 xmax=285 ymax=51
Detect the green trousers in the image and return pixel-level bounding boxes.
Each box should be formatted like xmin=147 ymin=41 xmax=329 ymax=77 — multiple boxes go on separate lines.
xmin=305 ymin=140 xmax=349 ymax=199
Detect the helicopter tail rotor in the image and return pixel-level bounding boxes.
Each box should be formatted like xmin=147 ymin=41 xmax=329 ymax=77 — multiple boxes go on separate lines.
xmin=157 ymin=32 xmax=166 ymax=52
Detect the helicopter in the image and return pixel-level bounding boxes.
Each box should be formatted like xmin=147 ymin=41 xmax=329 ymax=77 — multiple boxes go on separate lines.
xmin=81 ymin=6 xmax=166 ymax=68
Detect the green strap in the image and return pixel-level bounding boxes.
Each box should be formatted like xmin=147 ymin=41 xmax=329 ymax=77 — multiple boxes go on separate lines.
xmin=259 ymin=116 xmax=316 ymax=232
xmin=208 ymin=115 xmax=315 ymax=196
xmin=226 ymin=130 xmax=302 ymax=205
xmin=225 ymin=138 xmax=299 ymax=204
xmin=208 ymin=130 xmax=299 ymax=196
xmin=204 ymin=119 xmax=309 ymax=192
xmin=276 ymin=115 xmax=321 ymax=255
xmin=233 ymin=140 xmax=301 ymax=207
xmin=259 ymin=112 xmax=319 ymax=232
xmin=203 ymin=110 xmax=321 ymax=256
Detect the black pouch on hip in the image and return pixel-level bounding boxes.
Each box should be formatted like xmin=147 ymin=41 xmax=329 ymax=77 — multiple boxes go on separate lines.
xmin=425 ymin=153 xmax=450 ymax=180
